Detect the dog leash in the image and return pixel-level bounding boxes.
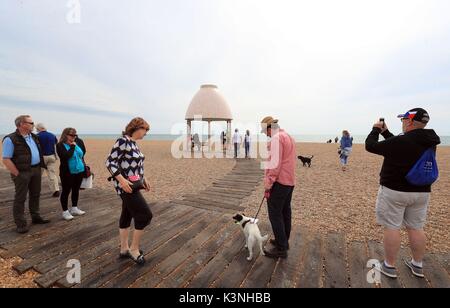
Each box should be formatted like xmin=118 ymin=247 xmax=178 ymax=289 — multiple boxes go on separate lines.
xmin=252 ymin=196 xmax=266 ymax=222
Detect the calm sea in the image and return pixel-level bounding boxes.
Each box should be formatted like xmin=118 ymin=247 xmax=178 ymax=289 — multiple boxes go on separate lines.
xmin=71 ymin=134 xmax=450 ymax=146
xmin=1 ymin=134 xmax=449 ymax=145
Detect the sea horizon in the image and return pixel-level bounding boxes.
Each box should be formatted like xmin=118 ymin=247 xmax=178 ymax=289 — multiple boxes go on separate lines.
xmin=2 ymin=133 xmax=448 ymax=146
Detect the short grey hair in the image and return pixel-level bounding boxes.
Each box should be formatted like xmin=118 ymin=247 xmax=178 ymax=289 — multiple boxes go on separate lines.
xmin=36 ymin=123 xmax=46 ymax=131
xmin=15 ymin=115 xmax=31 ymax=128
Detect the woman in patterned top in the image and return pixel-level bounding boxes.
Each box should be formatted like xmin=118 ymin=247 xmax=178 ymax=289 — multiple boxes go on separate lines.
xmin=106 ymin=118 xmax=152 ymax=265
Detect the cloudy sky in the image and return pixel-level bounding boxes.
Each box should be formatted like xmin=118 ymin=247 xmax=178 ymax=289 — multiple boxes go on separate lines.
xmin=1 ymin=0 xmax=449 ymax=135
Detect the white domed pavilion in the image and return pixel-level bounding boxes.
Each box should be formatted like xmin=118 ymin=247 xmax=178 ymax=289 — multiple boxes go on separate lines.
xmin=185 ymin=84 xmax=233 ymax=147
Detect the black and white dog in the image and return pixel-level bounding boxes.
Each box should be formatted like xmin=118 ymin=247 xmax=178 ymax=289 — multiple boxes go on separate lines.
xmin=233 ymin=214 xmax=268 ymax=261
xmin=298 ymin=155 xmax=314 ymax=167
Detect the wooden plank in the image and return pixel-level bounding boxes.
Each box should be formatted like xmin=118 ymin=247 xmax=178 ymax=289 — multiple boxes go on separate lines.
xmin=187 ymin=229 xmax=246 ymax=288
xmin=434 ymin=253 xmax=450 ymax=275
xmin=130 ymin=215 xmax=229 ymax=288
xmin=14 ymin=220 xmax=116 ymax=274
xmin=323 ymin=232 xmax=349 ymax=288
xmin=71 ymin=208 xmax=206 ymax=288
xmin=157 ymin=225 xmax=239 ymax=288
xmin=101 ymin=212 xmax=216 ymax=288
xmin=348 ymin=241 xmax=371 ymax=288
xmin=34 ymin=203 xmax=175 ymax=287
xmin=211 ymin=223 xmax=271 ymax=288
xmin=296 ymin=234 xmax=323 ymax=288
xmin=241 ymin=245 xmax=279 ymax=288
xmin=367 ymin=241 xmax=402 ymax=288
xmin=423 ymin=254 xmax=450 ymax=288
xmin=170 ymin=199 xmax=232 ymax=213
xmin=183 ymin=195 xmax=240 ymax=207
xmin=197 ymin=191 xmax=246 ymax=201
xmin=63 ymin=205 xmax=194 ymax=288
xmin=2 ymin=201 xmax=119 ymax=259
xmin=268 ymin=228 xmax=306 ymax=288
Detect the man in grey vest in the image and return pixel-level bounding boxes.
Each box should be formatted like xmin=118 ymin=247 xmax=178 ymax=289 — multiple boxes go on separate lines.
xmin=2 ymin=115 xmax=51 ymax=233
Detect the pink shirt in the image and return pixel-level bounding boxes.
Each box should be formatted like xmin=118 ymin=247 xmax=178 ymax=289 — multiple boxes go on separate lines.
xmin=264 ymin=129 xmax=297 ymax=189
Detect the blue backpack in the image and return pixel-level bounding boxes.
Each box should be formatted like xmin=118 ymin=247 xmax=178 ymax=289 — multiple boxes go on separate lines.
xmin=406 ymin=148 xmax=439 ymax=186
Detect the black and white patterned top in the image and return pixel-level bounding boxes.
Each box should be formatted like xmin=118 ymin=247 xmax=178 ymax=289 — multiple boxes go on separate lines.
xmin=105 ymin=136 xmax=145 ymax=195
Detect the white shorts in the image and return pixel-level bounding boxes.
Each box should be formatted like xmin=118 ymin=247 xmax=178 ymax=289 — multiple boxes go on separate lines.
xmin=375 ymin=186 xmax=430 ymax=230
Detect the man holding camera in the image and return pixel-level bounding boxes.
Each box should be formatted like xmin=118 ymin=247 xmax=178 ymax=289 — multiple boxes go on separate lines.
xmin=365 ymin=108 xmax=440 ymax=279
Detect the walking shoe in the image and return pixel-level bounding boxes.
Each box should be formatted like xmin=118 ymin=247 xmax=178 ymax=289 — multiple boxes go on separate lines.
xmin=52 ymin=191 xmax=60 ymax=198
xmin=70 ymin=207 xmax=86 ymax=216
xmin=16 ymin=226 xmax=29 ymax=234
xmin=380 ymin=261 xmax=398 ymax=279
xmin=62 ymin=211 xmax=74 ymax=221
xmin=32 ymin=217 xmax=51 ymax=224
xmin=404 ymin=259 xmax=425 ymax=278
xmin=263 ymin=247 xmax=287 ymax=259
xmin=269 ymin=239 xmax=290 ymax=250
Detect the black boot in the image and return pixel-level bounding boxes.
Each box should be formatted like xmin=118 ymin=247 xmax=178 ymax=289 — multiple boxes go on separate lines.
xmin=264 ymin=246 xmax=287 ymax=259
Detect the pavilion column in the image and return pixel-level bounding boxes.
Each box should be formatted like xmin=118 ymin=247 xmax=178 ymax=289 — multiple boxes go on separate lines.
xmin=187 ymin=120 xmax=192 ymax=153
xmin=207 ymin=120 xmax=212 ymax=150
xmin=227 ymin=120 xmax=232 ymax=150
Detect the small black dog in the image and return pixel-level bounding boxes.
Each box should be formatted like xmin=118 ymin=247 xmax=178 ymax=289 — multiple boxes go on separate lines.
xmin=298 ymin=155 xmax=314 ymax=167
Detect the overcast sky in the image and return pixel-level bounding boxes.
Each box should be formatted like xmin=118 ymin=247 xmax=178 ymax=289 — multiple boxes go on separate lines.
xmin=1 ymin=0 xmax=449 ymax=135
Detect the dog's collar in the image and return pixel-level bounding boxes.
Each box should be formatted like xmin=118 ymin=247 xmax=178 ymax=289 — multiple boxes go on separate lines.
xmin=242 ymin=219 xmax=252 ymax=229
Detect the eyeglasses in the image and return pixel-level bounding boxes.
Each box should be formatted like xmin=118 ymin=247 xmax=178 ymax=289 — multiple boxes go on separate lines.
xmin=68 ymin=134 xmax=78 ymax=138
xmin=24 ymin=122 xmax=34 ymax=126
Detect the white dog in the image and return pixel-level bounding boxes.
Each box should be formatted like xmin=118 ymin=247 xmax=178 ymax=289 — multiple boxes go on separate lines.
xmin=233 ymin=214 xmax=268 ymax=261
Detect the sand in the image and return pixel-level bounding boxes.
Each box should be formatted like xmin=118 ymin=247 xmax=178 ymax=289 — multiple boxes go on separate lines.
xmin=0 ymin=140 xmax=448 ymax=287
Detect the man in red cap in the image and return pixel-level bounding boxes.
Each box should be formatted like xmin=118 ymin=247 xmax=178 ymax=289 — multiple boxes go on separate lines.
xmin=366 ymin=108 xmax=441 ymax=279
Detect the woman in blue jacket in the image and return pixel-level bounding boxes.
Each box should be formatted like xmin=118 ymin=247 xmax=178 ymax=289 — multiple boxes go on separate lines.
xmin=339 ymin=130 xmax=353 ymax=171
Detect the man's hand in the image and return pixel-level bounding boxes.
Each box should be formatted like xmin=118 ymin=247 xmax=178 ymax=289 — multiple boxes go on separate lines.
xmin=373 ymin=120 xmax=388 ymax=133
xmin=2 ymin=158 xmax=19 ymax=177
xmin=264 ymin=189 xmax=271 ymax=199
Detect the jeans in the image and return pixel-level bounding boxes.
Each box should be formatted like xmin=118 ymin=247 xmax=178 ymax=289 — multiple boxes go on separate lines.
xmin=245 ymin=142 xmax=250 ymax=158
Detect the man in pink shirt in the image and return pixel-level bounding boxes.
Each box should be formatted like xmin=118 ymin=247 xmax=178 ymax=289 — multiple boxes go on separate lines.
xmin=261 ymin=116 xmax=297 ymax=258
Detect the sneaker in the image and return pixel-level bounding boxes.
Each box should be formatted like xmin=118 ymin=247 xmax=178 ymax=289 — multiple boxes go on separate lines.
xmin=380 ymin=261 xmax=398 ymax=279
xmin=62 ymin=211 xmax=74 ymax=221
xmin=70 ymin=207 xmax=86 ymax=216
xmin=404 ymin=259 xmax=425 ymax=278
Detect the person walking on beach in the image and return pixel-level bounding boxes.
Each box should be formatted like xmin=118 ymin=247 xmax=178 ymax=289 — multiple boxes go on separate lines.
xmin=233 ymin=129 xmax=242 ymax=159
xmin=106 ymin=117 xmax=152 ymax=265
xmin=2 ymin=115 xmax=50 ymax=234
xmin=221 ymin=131 xmax=227 ymax=153
xmin=261 ymin=116 xmax=296 ymax=259
xmin=56 ymin=128 xmax=87 ymax=221
xmin=244 ymin=130 xmax=251 ymax=159
xmin=366 ymin=108 xmax=440 ymax=279
xmin=36 ymin=123 xmax=60 ymax=198
xmin=339 ymin=130 xmax=353 ymax=171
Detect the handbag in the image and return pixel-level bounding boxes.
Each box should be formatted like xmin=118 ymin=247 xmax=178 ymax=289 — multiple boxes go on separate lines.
xmin=128 ymin=175 xmax=145 ymax=192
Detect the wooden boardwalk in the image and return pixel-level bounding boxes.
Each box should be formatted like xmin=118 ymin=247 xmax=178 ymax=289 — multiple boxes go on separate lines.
xmin=0 ymin=160 xmax=449 ymax=288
